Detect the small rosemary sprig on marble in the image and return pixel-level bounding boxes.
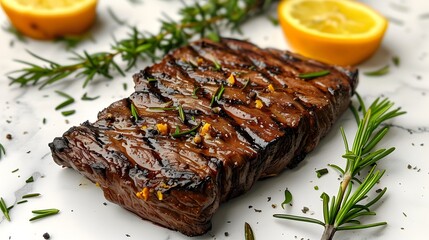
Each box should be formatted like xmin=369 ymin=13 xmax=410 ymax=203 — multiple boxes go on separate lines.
xmin=274 ymin=94 xmax=405 ymax=240
xmin=8 ymin=0 xmax=275 ymax=89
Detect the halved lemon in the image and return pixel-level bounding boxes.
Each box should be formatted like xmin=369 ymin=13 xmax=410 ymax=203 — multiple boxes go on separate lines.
xmin=278 ymin=0 xmax=388 ymax=66
xmin=0 ymin=0 xmax=98 ymax=40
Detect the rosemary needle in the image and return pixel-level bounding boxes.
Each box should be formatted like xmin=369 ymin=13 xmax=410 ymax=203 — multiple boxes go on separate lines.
xmin=0 ymin=197 xmax=11 ymax=221
xmin=29 ymin=208 xmax=60 ymax=221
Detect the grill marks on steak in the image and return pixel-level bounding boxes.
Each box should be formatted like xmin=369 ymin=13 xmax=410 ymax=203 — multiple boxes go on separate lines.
xmin=49 ymin=38 xmax=357 ymax=236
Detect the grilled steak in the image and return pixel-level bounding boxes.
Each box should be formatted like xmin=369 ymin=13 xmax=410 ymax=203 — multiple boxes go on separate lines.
xmin=49 ymin=38 xmax=358 ymax=236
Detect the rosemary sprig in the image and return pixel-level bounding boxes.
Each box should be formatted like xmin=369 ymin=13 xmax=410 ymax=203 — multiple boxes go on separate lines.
xmin=274 ymin=94 xmax=405 ymax=240
xmin=0 ymin=197 xmax=11 ymax=221
xmin=29 ymin=208 xmax=60 ymax=221
xmin=8 ymin=0 xmax=275 ymax=90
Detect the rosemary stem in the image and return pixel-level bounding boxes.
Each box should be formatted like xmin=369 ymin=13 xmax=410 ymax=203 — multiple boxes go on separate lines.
xmin=321 ymin=224 xmax=336 ymax=240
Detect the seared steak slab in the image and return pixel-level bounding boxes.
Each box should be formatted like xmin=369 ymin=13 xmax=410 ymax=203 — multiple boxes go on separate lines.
xmin=49 ymin=38 xmax=358 ymax=236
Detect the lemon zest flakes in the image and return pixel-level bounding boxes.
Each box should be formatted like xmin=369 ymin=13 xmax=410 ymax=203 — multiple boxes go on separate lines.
xmin=156 ymin=123 xmax=169 ymax=135
xmin=156 ymin=191 xmax=163 ymax=201
xmin=255 ymin=99 xmax=264 ymax=109
xmin=227 ymin=73 xmax=236 ymax=86
xmin=136 ymin=187 xmax=150 ymax=201
xmin=200 ymin=123 xmax=211 ymax=137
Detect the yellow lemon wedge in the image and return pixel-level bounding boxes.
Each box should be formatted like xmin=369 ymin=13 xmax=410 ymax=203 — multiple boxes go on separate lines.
xmin=0 ymin=0 xmax=98 ymax=40
xmin=278 ymin=0 xmax=388 ymax=66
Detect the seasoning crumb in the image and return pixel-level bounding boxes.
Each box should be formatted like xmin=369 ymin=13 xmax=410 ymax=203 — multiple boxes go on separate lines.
xmin=42 ymin=232 xmax=50 ymax=239
xmin=248 ymin=205 xmax=253 ymax=209
xmin=224 ymin=232 xmax=229 ymax=237
xmin=271 ymin=204 xmax=277 ymax=208
xmin=103 ymin=202 xmax=107 ymax=206
xmin=125 ymin=234 xmax=131 ymax=237
xmin=301 ymin=206 xmax=309 ymax=214
xmin=407 ymin=164 xmax=412 ymax=169
xmin=254 ymin=208 xmax=262 ymax=213
xmin=376 ymin=188 xmax=383 ymax=193
xmin=267 ymin=197 xmax=271 ymax=202
xmin=403 ymin=212 xmax=407 ymax=217
xmin=6 ymin=134 xmax=12 ymax=140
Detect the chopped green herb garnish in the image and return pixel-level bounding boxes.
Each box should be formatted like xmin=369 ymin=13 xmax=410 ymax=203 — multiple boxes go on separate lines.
xmin=43 ymin=118 xmax=47 ymax=124
xmin=12 ymin=168 xmax=19 ymax=173
xmin=130 ymin=103 xmax=139 ymax=120
xmin=178 ymin=104 xmax=186 ymax=123
xmin=364 ymin=65 xmax=389 ymax=76
xmin=0 ymin=143 xmax=5 ymax=160
xmin=0 ymin=197 xmax=11 ymax=221
xmin=244 ymin=222 xmax=255 ymax=240
xmin=241 ymin=79 xmax=250 ymax=90
xmin=216 ymin=84 xmax=225 ymax=101
xmin=316 ymin=168 xmax=329 ymax=178
xmin=81 ymin=93 xmax=100 ymax=101
xmin=61 ymin=110 xmax=76 ymax=117
xmin=147 ymin=78 xmax=157 ymax=83
xmin=192 ymin=87 xmax=200 ymax=98
xmin=55 ymin=90 xmax=75 ymax=110
xmin=147 ymin=107 xmax=177 ymax=111
xmin=210 ymin=84 xmax=225 ymax=107
xmin=212 ymin=58 xmax=221 ymax=71
xmin=206 ymin=32 xmax=220 ymax=42
xmin=123 ymin=83 xmax=128 ymax=91
xmin=281 ymin=189 xmax=293 ymax=209
xmin=22 ymin=193 xmax=41 ymax=199
xmin=171 ymin=122 xmax=201 ymax=138
xmin=17 ymin=200 xmax=28 ymax=204
xmin=298 ymin=70 xmax=330 ymax=79
xmin=26 ymin=176 xmax=34 ymax=183
xmin=29 ymin=208 xmax=60 ymax=221
xmin=314 ymin=186 xmax=319 ymax=190
xmin=392 ymin=56 xmax=400 ymax=66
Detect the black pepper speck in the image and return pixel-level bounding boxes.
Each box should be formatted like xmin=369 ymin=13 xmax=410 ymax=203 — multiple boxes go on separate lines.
xmin=42 ymin=232 xmax=50 ymax=239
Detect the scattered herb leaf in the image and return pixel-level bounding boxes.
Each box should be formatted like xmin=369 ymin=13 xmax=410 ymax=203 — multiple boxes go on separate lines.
xmin=244 ymin=222 xmax=255 ymax=240
xmin=12 ymin=168 xmax=19 ymax=173
xmin=299 ymin=70 xmax=330 ymax=79
xmin=22 ymin=193 xmax=41 ymax=199
xmin=17 ymin=200 xmax=28 ymax=204
xmin=281 ymin=189 xmax=293 ymax=209
xmin=316 ymin=168 xmax=329 ymax=178
xmin=123 ymin=83 xmax=128 ymax=91
xmin=26 ymin=176 xmax=34 ymax=183
xmin=392 ymin=56 xmax=400 ymax=66
xmin=130 ymin=103 xmax=139 ymax=120
xmin=364 ymin=65 xmax=390 ymax=76
xmin=171 ymin=123 xmax=201 ymax=138
xmin=81 ymin=93 xmax=100 ymax=101
xmin=29 ymin=208 xmax=60 ymax=221
xmin=178 ymin=104 xmax=186 ymax=123
xmin=192 ymin=87 xmax=200 ymax=99
xmin=0 ymin=197 xmax=11 ymax=221
xmin=55 ymin=90 xmax=75 ymax=110
xmin=61 ymin=110 xmax=76 ymax=117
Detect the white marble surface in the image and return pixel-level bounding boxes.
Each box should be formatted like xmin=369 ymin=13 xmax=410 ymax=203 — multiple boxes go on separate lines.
xmin=0 ymin=0 xmax=428 ymax=239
